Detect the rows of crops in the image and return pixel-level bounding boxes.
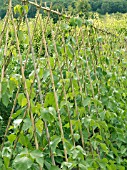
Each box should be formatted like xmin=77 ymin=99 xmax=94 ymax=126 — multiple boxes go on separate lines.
xmin=0 ymin=2 xmax=127 ymax=170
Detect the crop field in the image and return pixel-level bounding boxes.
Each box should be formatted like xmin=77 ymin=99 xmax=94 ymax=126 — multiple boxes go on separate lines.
xmin=0 ymin=2 xmax=127 ymax=170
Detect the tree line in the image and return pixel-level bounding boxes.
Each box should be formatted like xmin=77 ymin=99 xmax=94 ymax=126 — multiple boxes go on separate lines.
xmin=90 ymin=0 xmax=127 ymax=14
xmin=1 ymin=0 xmax=127 ymax=19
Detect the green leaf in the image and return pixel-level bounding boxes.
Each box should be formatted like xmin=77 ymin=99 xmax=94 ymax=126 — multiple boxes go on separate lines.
xmin=50 ymin=136 xmax=61 ymax=153
xmin=18 ymin=93 xmax=27 ymax=107
xmin=21 ymin=98 xmax=27 ymax=107
xmin=79 ymin=164 xmax=87 ymax=170
xmin=66 ymin=44 xmax=73 ymax=59
xmin=2 ymin=148 xmax=11 ymax=168
xmin=35 ymin=157 xmax=44 ymax=167
xmin=50 ymin=57 xmax=55 ymax=69
xmin=121 ymin=146 xmax=126 ymax=154
xmin=82 ymin=97 xmax=91 ymax=107
xmin=13 ymin=119 xmax=22 ymax=128
xmin=13 ymin=156 xmax=33 ymax=170
xmin=117 ymin=166 xmax=125 ymax=170
xmin=14 ymin=5 xmax=23 ymax=15
xmin=30 ymin=150 xmax=44 ymax=167
xmin=7 ymin=134 xmax=16 ymax=144
xmin=3 ymin=157 xmax=10 ymax=168
xmin=43 ymin=70 xmax=50 ymax=81
xmin=75 ymin=18 xmax=83 ymax=27
xmin=1 ymin=81 xmax=7 ymax=95
xmin=2 ymin=147 xmax=11 ymax=158
xmin=76 ymin=145 xmax=86 ymax=156
xmin=23 ymin=118 xmax=32 ymax=131
xmin=44 ymin=92 xmax=56 ymax=108
xmin=69 ymin=17 xmax=82 ymax=27
xmin=44 ymin=161 xmax=51 ymax=170
xmin=61 ymin=162 xmax=73 ymax=169
xmin=2 ymin=93 xmax=9 ymax=107
xmin=36 ymin=119 xmax=43 ymax=136
xmin=28 ymin=163 xmax=40 ymax=170
xmin=24 ymin=5 xmax=29 ymax=14
xmin=19 ymin=148 xmax=29 ymax=156
xmin=0 ymin=158 xmax=3 ymax=168
xmin=30 ymin=150 xmax=43 ymax=159
xmin=98 ymin=162 xmax=106 ymax=169
xmin=100 ymin=143 xmax=109 ymax=154
xmin=72 ymin=149 xmax=79 ymax=159
xmin=19 ymin=133 xmax=29 ymax=147
xmin=96 ymin=135 xmax=102 ymax=141
xmin=41 ymin=108 xmax=55 ymax=122
xmin=49 ymin=107 xmax=57 ymax=120
xmin=9 ymin=79 xmax=16 ymax=94
xmin=74 ymin=133 xmax=80 ymax=141
xmin=70 ymin=17 xmax=76 ymax=26
xmin=12 ymin=108 xmax=25 ymax=119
